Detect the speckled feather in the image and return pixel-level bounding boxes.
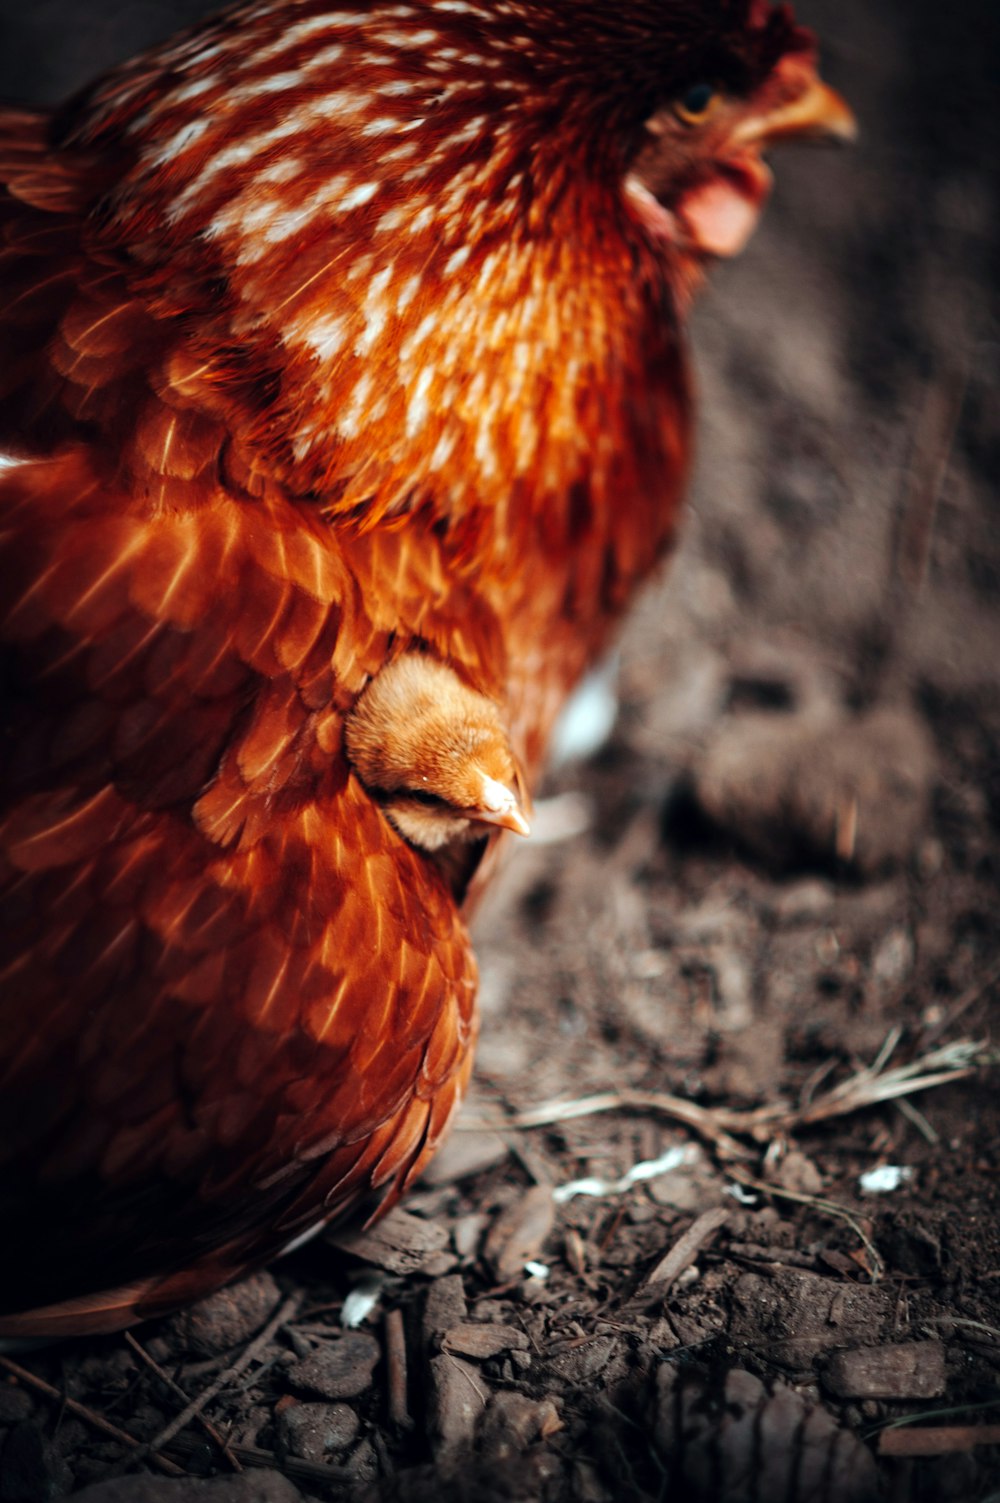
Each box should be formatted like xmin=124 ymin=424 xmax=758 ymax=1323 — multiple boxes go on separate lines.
xmin=0 ymin=0 xmax=834 ymax=1332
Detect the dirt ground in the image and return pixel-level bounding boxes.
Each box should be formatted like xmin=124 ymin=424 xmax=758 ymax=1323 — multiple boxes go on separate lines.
xmin=1 ymin=0 xmax=999 ymax=1499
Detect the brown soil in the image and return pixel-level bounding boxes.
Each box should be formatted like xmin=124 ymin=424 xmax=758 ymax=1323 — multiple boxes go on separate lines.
xmin=1 ymin=1 xmax=999 ymax=1500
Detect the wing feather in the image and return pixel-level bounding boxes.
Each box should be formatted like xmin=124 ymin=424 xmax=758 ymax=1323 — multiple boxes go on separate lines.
xmin=0 ymin=104 xmax=493 ymax=1333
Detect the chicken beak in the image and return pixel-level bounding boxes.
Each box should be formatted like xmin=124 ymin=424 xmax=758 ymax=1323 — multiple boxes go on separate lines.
xmin=733 ymin=77 xmax=857 ymax=150
xmin=474 ymin=804 xmax=532 ymax=838
xmin=670 ymin=71 xmax=856 ymax=260
xmin=467 ymin=775 xmax=531 ymax=838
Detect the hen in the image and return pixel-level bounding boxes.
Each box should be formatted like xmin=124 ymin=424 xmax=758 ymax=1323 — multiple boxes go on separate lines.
xmin=0 ymin=0 xmax=853 ymax=1336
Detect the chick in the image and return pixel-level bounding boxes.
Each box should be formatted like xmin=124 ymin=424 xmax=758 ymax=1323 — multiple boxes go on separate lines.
xmin=345 ymin=654 xmax=530 ymax=853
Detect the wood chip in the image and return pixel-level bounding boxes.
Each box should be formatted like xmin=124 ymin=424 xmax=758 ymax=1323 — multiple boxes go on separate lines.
xmin=420 ymin=1129 xmax=509 ymax=1186
xmin=452 ymin=1213 xmax=488 ymax=1260
xmin=423 ymin=1275 xmax=469 ymax=1347
xmin=428 ymin=1354 xmax=489 ymax=1462
xmin=326 ymin=1207 xmax=449 ymax=1274
xmin=643 ymin=1207 xmax=729 ymax=1289
xmin=878 ymin=1424 xmax=1000 ymax=1457
xmin=564 ymin=1227 xmax=588 ymax=1275
xmin=483 ymin=1186 xmax=556 ymax=1282
xmin=442 ymin=1323 xmax=530 ymax=1360
xmin=823 ymin=1341 xmax=946 ymax=1400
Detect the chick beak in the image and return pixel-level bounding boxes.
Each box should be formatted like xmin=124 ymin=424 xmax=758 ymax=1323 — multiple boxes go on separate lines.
xmin=733 ymin=77 xmax=858 ymax=150
xmin=466 ymin=775 xmax=531 ymax=838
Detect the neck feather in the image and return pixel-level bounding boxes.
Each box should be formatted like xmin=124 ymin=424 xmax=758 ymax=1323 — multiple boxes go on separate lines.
xmin=69 ymin=0 xmax=696 ymax=535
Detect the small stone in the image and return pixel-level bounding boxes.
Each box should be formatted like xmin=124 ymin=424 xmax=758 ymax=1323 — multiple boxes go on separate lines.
xmin=70 ymin=1471 xmax=304 ymax=1503
xmin=647 ymin=1172 xmax=722 ymax=1212
xmin=0 ymin=1420 xmax=72 ymax=1502
xmin=478 ymin=1391 xmax=562 ymax=1461
xmin=823 ymin=1341 xmax=947 ymax=1400
xmin=442 ymin=1323 xmax=530 ymax=1360
xmin=286 ymin=1333 xmax=381 ymax=1401
xmin=165 ymin=1272 xmax=282 ymax=1357
xmin=51 ymin=1419 xmax=88 ymax=1459
xmin=0 ymin=1393 xmax=32 ymax=1426
xmin=342 ymin=1438 xmax=379 ymax=1485
xmin=871 ymin=928 xmax=915 ymax=989
xmin=546 ymin=1336 xmax=617 ymax=1384
xmin=774 ymin=1151 xmax=824 ymax=1196
xmin=277 ymin=1401 xmax=360 ymax=1464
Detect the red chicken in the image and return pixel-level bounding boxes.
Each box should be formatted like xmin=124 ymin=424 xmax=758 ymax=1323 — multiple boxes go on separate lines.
xmin=0 ymin=0 xmax=853 ymax=1336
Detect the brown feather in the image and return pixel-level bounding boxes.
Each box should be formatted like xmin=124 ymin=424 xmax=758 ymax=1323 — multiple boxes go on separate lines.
xmin=0 ymin=1 xmax=850 ymax=1333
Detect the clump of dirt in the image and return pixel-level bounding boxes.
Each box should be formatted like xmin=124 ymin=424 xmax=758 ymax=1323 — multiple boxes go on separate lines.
xmin=1 ymin=0 xmax=998 ymax=1499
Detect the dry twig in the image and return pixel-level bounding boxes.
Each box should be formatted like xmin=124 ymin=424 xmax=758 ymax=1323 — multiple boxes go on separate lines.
xmin=643 ymin=1208 xmax=729 ymax=1290
xmin=138 ymin=1293 xmax=301 ymax=1466
xmin=461 ymin=1037 xmax=998 ymax=1154
xmin=725 ymin=1170 xmax=883 ymax=1278
xmin=124 ymin=1331 xmax=242 ymax=1472
xmin=166 ymin=1434 xmax=354 ymax=1487
xmin=0 ymin=1356 xmax=184 ymax=1477
xmin=879 ymin=1424 xmax=1000 ymax=1457
xmin=458 ymin=1034 xmax=1000 ymax=1279
xmin=921 ymin=958 xmax=1000 ymax=1048
xmin=894 ymin=367 xmax=968 ymax=596
xmin=461 ymin=1088 xmax=751 ymax=1160
xmin=385 ymin=1306 xmax=411 ymax=1430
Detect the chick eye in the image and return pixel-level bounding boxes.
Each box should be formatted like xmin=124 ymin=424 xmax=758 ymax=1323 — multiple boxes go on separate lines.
xmin=674 ymin=82 xmax=719 ymax=124
xmin=405 ymin=788 xmax=447 ymax=808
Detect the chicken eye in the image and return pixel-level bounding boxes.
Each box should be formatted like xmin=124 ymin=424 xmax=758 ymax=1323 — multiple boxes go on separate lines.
xmin=674 ymin=82 xmax=719 ymax=124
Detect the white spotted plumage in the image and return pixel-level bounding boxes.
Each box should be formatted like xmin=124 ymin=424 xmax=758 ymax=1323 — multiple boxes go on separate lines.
xmin=69 ymin=0 xmax=711 ymax=527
